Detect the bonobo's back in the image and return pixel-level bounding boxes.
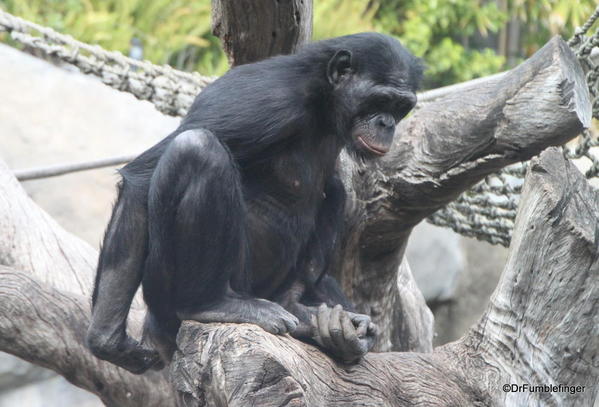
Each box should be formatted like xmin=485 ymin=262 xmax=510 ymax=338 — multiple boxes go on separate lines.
xmin=122 ymin=33 xmax=422 ymax=184
xmin=179 ymin=33 xmax=422 ymax=160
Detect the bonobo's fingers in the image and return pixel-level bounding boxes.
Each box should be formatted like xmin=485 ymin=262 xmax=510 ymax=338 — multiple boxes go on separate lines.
xmin=348 ymin=312 xmax=370 ymax=333
xmin=316 ymin=303 xmax=333 ymax=349
xmin=328 ymin=304 xmax=345 ymax=351
xmin=340 ymin=311 xmax=368 ymax=358
xmin=350 ymin=312 xmax=378 ymax=350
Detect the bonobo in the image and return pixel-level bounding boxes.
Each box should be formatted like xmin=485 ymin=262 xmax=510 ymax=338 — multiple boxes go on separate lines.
xmin=86 ymin=32 xmax=422 ymax=373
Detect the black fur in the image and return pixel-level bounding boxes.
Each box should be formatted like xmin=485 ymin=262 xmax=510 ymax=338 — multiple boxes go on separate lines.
xmin=87 ymin=33 xmax=422 ymax=373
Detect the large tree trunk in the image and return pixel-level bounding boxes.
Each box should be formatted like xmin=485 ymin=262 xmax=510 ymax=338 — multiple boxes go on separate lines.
xmin=172 ymin=147 xmax=599 ymax=406
xmin=211 ymin=0 xmax=313 ymax=66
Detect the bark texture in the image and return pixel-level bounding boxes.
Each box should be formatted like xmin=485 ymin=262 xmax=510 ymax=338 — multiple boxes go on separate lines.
xmin=334 ymin=35 xmax=590 ymax=352
xmin=0 ymin=267 xmax=173 ymax=407
xmin=171 ymin=147 xmax=599 ymax=406
xmin=0 ymin=159 xmax=172 ymax=406
xmin=211 ymin=0 xmax=313 ymax=66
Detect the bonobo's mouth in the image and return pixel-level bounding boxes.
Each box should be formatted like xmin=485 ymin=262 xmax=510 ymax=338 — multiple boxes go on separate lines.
xmin=357 ymin=136 xmax=390 ymax=156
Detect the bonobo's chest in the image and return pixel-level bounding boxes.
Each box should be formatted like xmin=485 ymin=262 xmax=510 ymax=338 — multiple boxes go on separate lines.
xmin=241 ymin=136 xmax=340 ymax=296
xmin=243 ymin=137 xmax=336 ymax=207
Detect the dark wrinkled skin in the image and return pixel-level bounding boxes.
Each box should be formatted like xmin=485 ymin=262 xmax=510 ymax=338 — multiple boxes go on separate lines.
xmin=86 ymin=32 xmax=422 ymax=374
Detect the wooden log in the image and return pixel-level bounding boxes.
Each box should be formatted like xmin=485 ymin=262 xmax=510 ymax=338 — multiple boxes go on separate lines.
xmin=337 ymin=36 xmax=591 ymax=352
xmin=0 ymin=266 xmax=174 ymax=407
xmin=171 ymin=148 xmax=599 ymax=407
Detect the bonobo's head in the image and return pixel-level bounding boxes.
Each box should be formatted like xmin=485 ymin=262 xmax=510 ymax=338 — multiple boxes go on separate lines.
xmin=318 ymin=33 xmax=423 ymax=158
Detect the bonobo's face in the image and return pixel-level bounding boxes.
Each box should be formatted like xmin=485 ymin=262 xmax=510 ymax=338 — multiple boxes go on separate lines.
xmin=326 ymin=41 xmax=421 ymax=158
xmin=348 ymin=82 xmax=417 ymax=157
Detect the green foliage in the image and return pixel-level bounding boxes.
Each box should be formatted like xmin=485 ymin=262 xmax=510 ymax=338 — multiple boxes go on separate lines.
xmin=1 ymin=0 xmax=597 ymax=87
xmin=375 ymin=0 xmax=507 ymax=88
xmin=510 ymin=0 xmax=597 ymax=54
xmin=313 ymin=0 xmax=378 ymax=39
xmin=0 ymin=0 xmax=228 ymax=75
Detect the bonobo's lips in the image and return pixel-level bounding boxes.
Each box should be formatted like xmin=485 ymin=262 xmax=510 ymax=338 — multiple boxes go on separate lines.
xmin=357 ymin=135 xmax=390 ymax=156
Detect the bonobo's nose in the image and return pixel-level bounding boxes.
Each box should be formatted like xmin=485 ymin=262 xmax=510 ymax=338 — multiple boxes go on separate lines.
xmin=375 ymin=114 xmax=395 ymax=129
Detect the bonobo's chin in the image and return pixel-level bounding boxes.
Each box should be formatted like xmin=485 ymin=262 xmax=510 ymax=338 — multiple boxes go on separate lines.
xmin=353 ymin=135 xmax=391 ymax=159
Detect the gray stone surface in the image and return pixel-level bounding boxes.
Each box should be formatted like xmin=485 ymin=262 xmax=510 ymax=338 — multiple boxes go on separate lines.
xmin=406 ymin=221 xmax=464 ymax=303
xmin=0 ymin=43 xmax=179 ymax=246
xmin=0 ymin=354 xmax=54 ymax=392
xmin=430 ymin=236 xmax=508 ymax=346
xmin=0 ymin=376 xmax=101 ymax=407
xmin=407 ymin=221 xmax=508 ymax=347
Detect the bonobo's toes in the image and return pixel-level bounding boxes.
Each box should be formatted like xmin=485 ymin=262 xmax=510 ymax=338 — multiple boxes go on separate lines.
xmin=284 ymin=314 xmax=299 ymax=332
xmin=254 ymin=299 xmax=299 ymax=335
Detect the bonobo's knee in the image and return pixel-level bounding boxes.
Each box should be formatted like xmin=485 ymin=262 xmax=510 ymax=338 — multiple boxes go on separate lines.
xmin=169 ymin=129 xmax=234 ymax=175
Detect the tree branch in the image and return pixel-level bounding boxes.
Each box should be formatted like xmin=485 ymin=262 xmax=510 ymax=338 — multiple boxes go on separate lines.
xmin=335 ymin=36 xmax=591 ymax=352
xmin=367 ymin=35 xmax=590 ymax=251
xmin=0 ymin=266 xmax=174 ymax=407
xmin=171 ymin=147 xmax=598 ymax=406
xmin=0 ymin=158 xmax=166 ymax=405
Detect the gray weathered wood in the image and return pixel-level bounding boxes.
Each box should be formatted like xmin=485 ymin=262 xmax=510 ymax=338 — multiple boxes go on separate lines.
xmin=0 ymin=158 xmax=170 ymax=406
xmin=171 ymin=147 xmax=598 ymax=406
xmin=211 ymin=0 xmax=313 ymax=66
xmin=0 ymin=266 xmax=174 ymax=407
xmin=334 ymin=36 xmax=591 ymax=352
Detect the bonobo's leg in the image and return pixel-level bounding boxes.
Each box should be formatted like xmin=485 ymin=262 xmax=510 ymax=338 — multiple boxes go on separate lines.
xmin=87 ymin=180 xmax=162 ymax=374
xmin=143 ymin=129 xmax=298 ymax=337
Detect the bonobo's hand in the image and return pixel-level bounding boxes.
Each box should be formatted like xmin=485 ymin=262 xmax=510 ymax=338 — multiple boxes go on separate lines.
xmin=310 ymin=304 xmax=378 ymax=364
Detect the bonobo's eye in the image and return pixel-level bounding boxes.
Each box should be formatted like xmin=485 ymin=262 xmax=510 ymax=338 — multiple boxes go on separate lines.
xmin=394 ymin=98 xmax=416 ymax=121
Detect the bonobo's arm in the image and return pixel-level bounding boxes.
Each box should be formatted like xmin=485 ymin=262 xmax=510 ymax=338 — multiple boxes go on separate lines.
xmin=276 ymin=175 xmax=378 ymax=363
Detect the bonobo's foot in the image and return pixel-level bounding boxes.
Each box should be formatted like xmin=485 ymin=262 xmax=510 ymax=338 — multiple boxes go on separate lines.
xmin=86 ymin=330 xmax=164 ymax=374
xmin=177 ymin=296 xmax=299 ymax=335
xmin=308 ymin=304 xmax=378 ymax=364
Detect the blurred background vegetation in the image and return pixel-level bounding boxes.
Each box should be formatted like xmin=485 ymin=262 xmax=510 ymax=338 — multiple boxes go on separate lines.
xmin=0 ymin=0 xmax=596 ymax=89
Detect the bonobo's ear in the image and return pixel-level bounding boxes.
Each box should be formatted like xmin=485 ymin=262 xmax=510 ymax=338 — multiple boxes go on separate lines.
xmin=327 ymin=49 xmax=353 ymax=85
